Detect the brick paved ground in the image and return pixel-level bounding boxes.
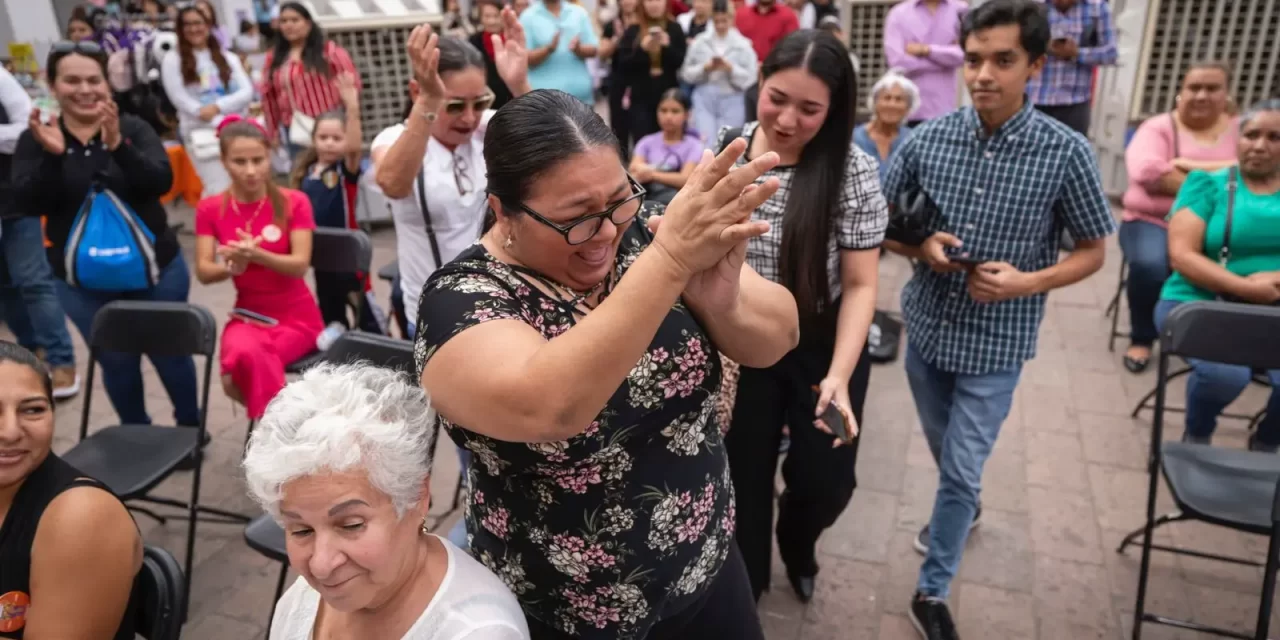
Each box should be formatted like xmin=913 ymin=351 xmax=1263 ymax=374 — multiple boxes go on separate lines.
xmin=11 ymin=211 xmax=1278 ymax=639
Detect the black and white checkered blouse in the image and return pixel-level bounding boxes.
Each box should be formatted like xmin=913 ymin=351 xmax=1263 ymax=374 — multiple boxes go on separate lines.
xmin=718 ymin=122 xmax=889 ymax=307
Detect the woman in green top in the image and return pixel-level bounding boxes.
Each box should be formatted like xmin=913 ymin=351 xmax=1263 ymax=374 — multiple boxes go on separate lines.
xmin=1154 ymin=98 xmax=1280 ymax=452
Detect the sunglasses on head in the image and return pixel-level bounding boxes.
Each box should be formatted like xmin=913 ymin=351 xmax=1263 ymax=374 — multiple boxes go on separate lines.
xmin=444 ymin=91 xmax=496 ymax=115
xmin=51 ymin=40 xmax=104 ymax=55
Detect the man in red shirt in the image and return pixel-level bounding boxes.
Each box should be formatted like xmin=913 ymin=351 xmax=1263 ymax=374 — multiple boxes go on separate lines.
xmin=735 ymin=0 xmax=799 ymax=63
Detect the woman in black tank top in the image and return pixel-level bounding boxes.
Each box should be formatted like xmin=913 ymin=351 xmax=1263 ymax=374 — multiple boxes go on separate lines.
xmin=0 ymin=342 xmax=142 ymax=639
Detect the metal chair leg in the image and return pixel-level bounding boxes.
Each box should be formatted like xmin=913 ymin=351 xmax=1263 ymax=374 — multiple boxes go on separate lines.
xmin=1107 ymin=260 xmax=1128 ymax=353
xmin=1257 ymin=530 xmax=1279 ymax=640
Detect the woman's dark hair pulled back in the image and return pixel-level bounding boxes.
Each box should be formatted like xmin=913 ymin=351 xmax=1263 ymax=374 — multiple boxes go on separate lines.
xmin=0 ymin=341 xmax=53 ymax=404
xmin=761 ymin=29 xmax=858 ymax=317
xmin=482 ymin=89 xmax=618 ymax=231
xmin=270 ymin=2 xmax=330 ymax=76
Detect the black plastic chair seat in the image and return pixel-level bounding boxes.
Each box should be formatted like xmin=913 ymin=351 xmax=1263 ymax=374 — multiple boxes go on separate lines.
xmin=284 ymin=349 xmax=325 ymax=375
xmin=244 ymin=513 xmax=288 ymax=563
xmin=1161 ymin=440 xmax=1280 ymax=535
xmin=377 ymin=260 xmax=399 ymax=282
xmin=62 ymin=426 xmax=200 ymax=498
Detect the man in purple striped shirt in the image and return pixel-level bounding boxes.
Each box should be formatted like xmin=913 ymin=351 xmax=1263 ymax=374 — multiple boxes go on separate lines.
xmin=883 ymin=0 xmax=966 ymax=127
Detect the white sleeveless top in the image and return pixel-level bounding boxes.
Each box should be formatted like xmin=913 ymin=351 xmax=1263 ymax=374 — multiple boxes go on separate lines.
xmin=269 ymin=535 xmax=530 ymax=640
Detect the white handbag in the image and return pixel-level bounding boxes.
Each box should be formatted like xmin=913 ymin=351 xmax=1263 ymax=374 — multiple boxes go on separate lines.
xmin=283 ymin=79 xmax=315 ymax=148
xmin=187 ymin=128 xmax=220 ymax=161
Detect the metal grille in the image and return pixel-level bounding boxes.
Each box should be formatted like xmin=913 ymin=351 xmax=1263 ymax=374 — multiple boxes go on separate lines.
xmin=846 ymin=1 xmax=896 ymax=117
xmin=329 ymin=25 xmax=422 ymax=144
xmin=1137 ymin=0 xmax=1280 ymax=118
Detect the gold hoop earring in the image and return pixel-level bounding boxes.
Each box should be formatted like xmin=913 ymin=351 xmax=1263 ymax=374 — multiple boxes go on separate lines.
xmin=421 ymin=516 xmax=430 ymax=536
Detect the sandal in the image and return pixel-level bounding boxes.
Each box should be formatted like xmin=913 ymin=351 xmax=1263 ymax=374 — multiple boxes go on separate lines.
xmin=1123 ymin=346 xmax=1151 ymax=373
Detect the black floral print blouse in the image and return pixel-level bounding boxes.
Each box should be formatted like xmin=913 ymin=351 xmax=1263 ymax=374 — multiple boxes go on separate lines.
xmin=413 ymin=205 xmax=735 ymax=639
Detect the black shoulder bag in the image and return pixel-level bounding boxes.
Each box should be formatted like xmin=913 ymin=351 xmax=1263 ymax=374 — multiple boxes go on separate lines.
xmin=1216 ymin=167 xmax=1243 ymax=302
xmin=416 ymin=167 xmax=444 ymax=270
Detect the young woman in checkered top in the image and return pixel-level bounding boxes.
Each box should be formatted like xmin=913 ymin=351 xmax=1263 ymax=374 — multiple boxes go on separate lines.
xmin=719 ymin=28 xmax=889 ymax=604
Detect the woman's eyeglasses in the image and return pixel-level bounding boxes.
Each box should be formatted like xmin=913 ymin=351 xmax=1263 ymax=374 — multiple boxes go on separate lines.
xmin=505 ymin=175 xmax=648 ymax=245
xmin=51 ymin=40 xmax=104 ymax=55
xmin=444 ymin=90 xmax=496 ymax=116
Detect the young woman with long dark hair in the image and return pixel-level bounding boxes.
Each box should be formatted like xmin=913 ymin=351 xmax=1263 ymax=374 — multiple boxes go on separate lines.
xmin=192 ymin=117 xmax=323 ymax=420
xmin=161 ymin=5 xmax=253 ymax=196
xmin=259 ymin=1 xmax=360 ymax=154
xmin=617 ymin=0 xmax=686 ymax=143
xmin=720 ymin=29 xmax=888 ymax=604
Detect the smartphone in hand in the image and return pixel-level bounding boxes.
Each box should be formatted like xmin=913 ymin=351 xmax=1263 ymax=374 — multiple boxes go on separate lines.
xmin=812 ymin=386 xmax=854 ymax=444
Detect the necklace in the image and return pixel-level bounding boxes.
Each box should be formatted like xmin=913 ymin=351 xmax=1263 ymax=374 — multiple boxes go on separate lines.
xmin=229 ymin=196 xmax=267 ymax=233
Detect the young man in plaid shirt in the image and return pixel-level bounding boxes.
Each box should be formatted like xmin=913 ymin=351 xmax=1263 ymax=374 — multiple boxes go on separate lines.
xmin=881 ymin=1 xmax=1116 ymax=637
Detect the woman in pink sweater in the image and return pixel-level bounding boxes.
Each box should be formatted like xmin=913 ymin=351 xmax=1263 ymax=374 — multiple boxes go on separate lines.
xmin=1118 ymin=61 xmax=1237 ymax=372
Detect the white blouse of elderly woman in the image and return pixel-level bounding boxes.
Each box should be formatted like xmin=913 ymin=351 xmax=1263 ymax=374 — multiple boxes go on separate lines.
xmin=243 ymin=363 xmax=530 ymax=640
xmin=852 ymin=70 xmax=919 ymax=179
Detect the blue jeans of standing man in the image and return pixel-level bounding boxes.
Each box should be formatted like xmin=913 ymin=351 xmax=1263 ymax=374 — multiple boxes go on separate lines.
xmin=1118 ymin=219 xmax=1170 ymax=347
xmin=1154 ymin=299 xmax=1280 ymax=447
xmin=56 ymin=255 xmax=201 ymax=426
xmin=904 ymin=342 xmax=1022 ymax=598
xmin=0 ymin=217 xmax=76 ymax=368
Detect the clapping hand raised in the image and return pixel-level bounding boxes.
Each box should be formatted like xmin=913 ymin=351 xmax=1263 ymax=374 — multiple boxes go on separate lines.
xmin=407 ymin=23 xmax=447 ymax=105
xmin=493 ymin=7 xmax=530 ymax=94
xmin=27 ymin=109 xmax=65 ymax=155
xmin=651 ymin=138 xmax=780 ymax=279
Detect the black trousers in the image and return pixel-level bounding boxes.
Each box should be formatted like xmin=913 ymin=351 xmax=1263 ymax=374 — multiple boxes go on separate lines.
xmin=725 ymin=304 xmax=872 ymax=600
xmin=526 ymin=543 xmax=764 ymax=640
xmin=315 ymin=271 xmax=382 ymax=333
xmin=1034 ymin=101 xmax=1092 ymax=137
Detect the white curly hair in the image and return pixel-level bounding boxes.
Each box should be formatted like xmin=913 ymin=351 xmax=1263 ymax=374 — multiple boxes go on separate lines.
xmin=242 ymin=363 xmax=437 ymax=520
xmin=867 ymin=69 xmax=922 ymax=119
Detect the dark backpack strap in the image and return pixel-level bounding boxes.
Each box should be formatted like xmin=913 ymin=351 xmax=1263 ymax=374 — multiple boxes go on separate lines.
xmin=716 ymin=127 xmax=743 ymax=154
xmin=1220 ymin=167 xmax=1237 ymax=267
xmin=416 ymin=166 xmax=444 ymax=270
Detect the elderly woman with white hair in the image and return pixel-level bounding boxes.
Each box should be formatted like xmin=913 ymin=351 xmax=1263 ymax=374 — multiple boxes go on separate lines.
xmin=243 ymin=363 xmax=531 ymax=639
xmin=852 ymin=69 xmax=920 ymax=181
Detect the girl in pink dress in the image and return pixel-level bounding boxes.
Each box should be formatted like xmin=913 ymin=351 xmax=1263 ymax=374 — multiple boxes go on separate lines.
xmin=193 ymin=116 xmax=324 ymax=419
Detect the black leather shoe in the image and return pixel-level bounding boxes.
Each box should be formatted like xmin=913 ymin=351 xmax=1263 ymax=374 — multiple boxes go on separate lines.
xmin=787 ymin=570 xmax=815 ymax=603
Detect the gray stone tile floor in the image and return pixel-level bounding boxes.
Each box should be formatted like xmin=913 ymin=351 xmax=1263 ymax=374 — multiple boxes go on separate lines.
xmin=9 ymin=208 xmax=1278 ymax=639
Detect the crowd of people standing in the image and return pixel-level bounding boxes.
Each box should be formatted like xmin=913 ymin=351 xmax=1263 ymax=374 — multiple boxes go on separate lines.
xmin=2 ymin=0 xmax=1280 ymax=639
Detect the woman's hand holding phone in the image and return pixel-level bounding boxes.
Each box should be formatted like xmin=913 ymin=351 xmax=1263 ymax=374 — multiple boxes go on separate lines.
xmin=813 ymin=380 xmax=857 ymax=447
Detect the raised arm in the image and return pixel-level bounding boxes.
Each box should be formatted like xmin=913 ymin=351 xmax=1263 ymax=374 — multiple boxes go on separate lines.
xmin=421 ymin=142 xmax=783 ymax=443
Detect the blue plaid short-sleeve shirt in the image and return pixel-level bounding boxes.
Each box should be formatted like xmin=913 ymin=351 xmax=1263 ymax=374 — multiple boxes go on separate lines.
xmin=881 ymin=101 xmax=1116 ymax=375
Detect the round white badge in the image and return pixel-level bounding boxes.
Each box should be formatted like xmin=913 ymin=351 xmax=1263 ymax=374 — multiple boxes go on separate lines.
xmin=261 ymin=224 xmax=283 ymax=243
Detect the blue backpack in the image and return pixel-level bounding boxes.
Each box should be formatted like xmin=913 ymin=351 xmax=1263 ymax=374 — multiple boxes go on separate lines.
xmin=64 ymin=184 xmax=161 ymax=292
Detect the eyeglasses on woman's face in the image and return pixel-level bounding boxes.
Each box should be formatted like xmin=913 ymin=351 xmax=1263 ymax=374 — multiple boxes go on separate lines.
xmin=506 ymin=174 xmax=648 ymax=245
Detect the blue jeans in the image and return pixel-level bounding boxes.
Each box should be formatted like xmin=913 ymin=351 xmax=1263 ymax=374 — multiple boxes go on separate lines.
xmin=1118 ymin=219 xmax=1170 ymax=346
xmin=0 ymin=217 xmax=76 ymax=367
xmin=56 ymin=255 xmax=201 ymax=426
xmin=904 ymin=342 xmax=1022 ymax=598
xmin=1154 ymin=299 xmax=1280 ymax=446
xmin=691 ymin=84 xmax=747 ymax=150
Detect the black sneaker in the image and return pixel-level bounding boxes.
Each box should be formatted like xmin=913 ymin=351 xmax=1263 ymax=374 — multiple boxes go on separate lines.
xmin=909 ymin=592 xmax=959 ymax=640
xmin=913 ymin=505 xmax=982 ymax=556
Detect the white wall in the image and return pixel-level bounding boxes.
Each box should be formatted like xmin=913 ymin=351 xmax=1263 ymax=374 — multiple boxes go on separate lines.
xmin=0 ymin=0 xmax=60 ymax=54
xmin=217 ymin=0 xmax=258 ymax=29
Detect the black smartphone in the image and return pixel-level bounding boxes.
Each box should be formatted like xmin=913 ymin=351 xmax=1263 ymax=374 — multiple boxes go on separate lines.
xmin=230 ymin=308 xmax=279 ymax=326
xmin=946 ymin=253 xmax=984 ymax=267
xmin=819 ymin=402 xmax=852 ymax=443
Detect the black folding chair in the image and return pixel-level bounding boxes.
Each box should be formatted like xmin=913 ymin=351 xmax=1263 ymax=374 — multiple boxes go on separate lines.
xmin=243 ymin=331 xmax=464 ymax=633
xmin=132 ymin=545 xmax=185 ymax=640
xmin=61 ymin=301 xmax=249 ymax=616
xmin=1130 ymin=366 xmax=1269 ymax=430
xmin=1119 ymin=301 xmax=1280 ymax=640
xmin=1104 ymin=258 xmax=1129 ymax=352
xmin=285 ymin=227 xmax=375 ymax=374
